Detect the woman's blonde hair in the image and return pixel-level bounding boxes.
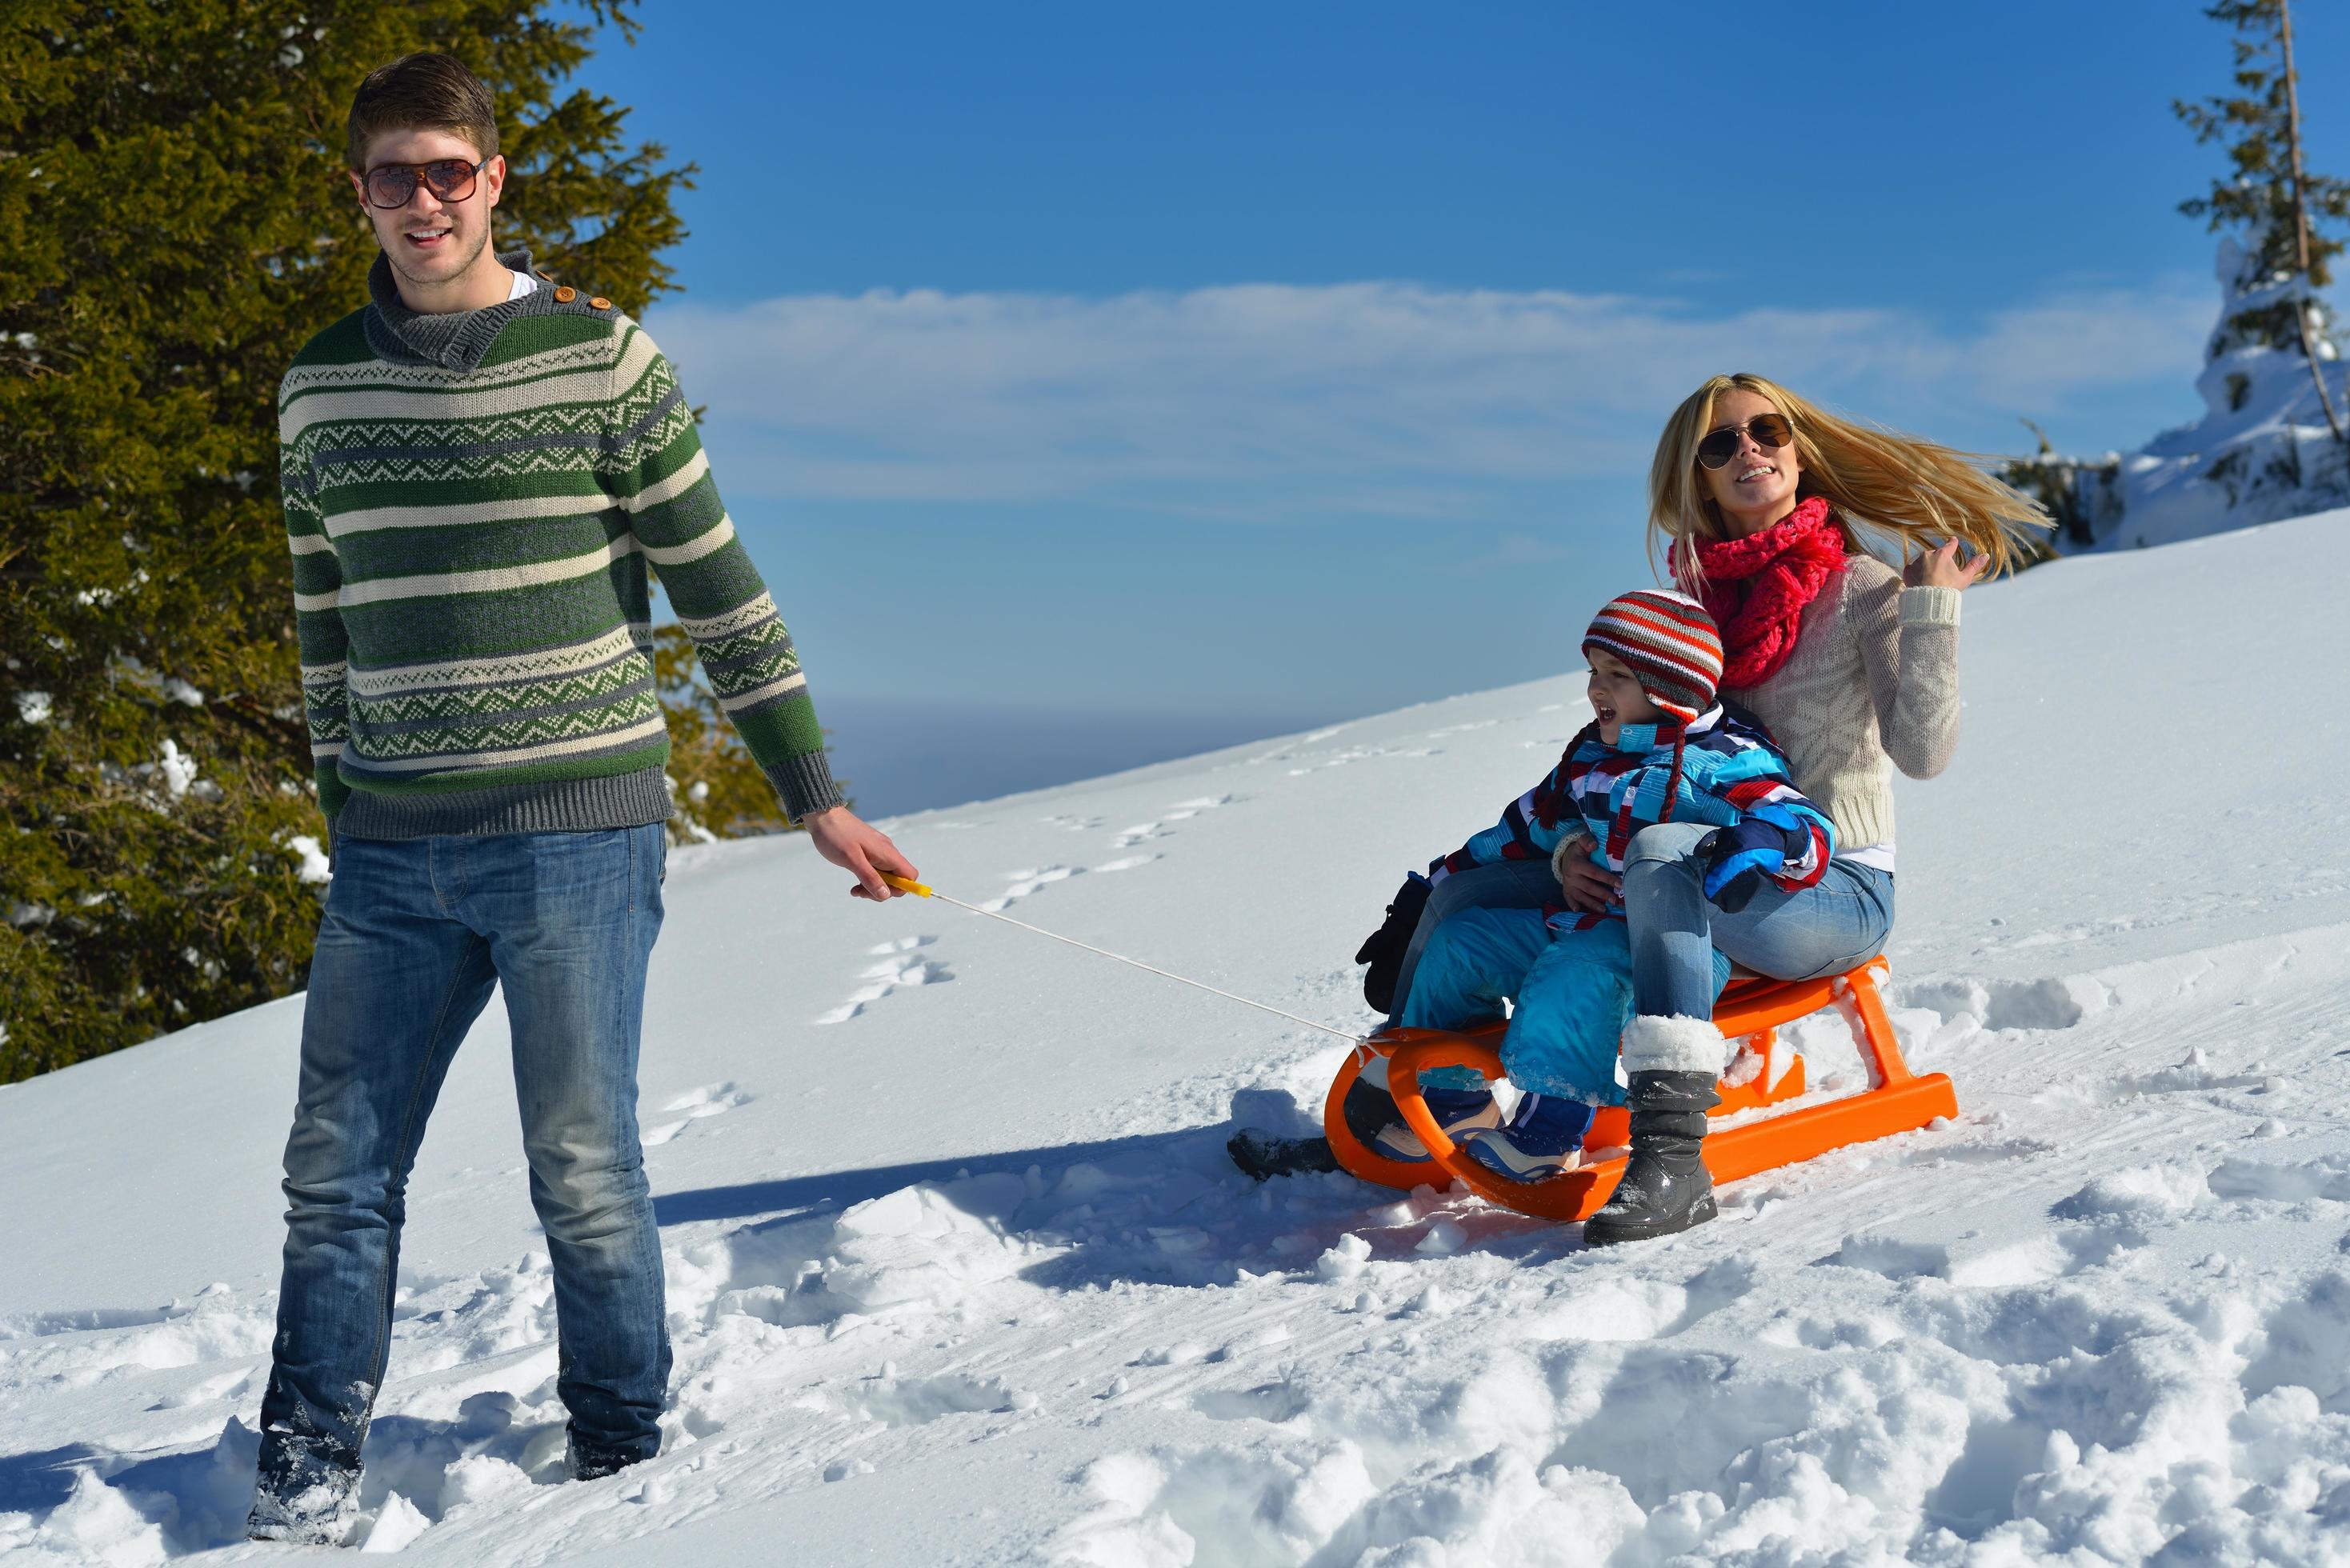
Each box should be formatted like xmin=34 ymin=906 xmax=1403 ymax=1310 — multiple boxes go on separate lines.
xmin=1647 ymin=373 xmax=2051 ymax=588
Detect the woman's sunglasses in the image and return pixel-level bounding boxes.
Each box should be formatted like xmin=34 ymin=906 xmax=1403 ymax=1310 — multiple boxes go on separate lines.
xmin=1696 ymin=413 xmax=1795 ymax=470
xmin=361 ymin=156 xmax=492 ymax=210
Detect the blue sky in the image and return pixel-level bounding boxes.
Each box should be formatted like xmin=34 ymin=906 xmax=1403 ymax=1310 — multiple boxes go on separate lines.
xmin=561 ymin=2 xmax=2344 ymax=808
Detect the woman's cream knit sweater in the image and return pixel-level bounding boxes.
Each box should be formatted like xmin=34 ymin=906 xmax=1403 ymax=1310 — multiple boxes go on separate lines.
xmin=1720 ymin=554 xmax=1961 ymax=855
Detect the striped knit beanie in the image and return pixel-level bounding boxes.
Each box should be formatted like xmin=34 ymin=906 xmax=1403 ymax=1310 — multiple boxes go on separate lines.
xmin=1582 ymin=589 xmax=1723 ymax=725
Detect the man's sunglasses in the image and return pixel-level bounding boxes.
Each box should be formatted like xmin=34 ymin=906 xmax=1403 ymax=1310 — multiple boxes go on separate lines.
xmin=1696 ymin=413 xmax=1795 ymax=470
xmin=360 ymin=156 xmax=493 ymax=210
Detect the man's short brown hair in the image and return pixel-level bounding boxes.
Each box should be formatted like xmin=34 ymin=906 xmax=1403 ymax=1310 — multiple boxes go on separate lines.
xmin=345 ymin=53 xmax=499 ymax=170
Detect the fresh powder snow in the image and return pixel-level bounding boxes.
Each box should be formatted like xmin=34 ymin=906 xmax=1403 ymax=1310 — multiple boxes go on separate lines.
xmin=3 ymin=512 xmax=2349 ymax=1564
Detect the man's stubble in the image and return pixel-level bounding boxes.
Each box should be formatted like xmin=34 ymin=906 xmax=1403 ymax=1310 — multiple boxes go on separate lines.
xmin=383 ymin=216 xmax=494 ymax=299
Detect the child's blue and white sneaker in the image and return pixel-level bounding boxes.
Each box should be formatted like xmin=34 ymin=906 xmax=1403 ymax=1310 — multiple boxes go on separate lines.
xmin=1465 ymin=1093 xmax=1597 ymax=1181
xmin=1359 ymin=1085 xmax=1502 ymax=1162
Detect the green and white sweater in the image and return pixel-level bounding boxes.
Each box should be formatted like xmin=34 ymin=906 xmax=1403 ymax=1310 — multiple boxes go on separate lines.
xmin=281 ymin=252 xmax=840 ymax=838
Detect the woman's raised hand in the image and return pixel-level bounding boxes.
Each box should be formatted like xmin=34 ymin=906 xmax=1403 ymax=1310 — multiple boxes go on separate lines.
xmin=1906 ymin=538 xmax=1989 ymax=592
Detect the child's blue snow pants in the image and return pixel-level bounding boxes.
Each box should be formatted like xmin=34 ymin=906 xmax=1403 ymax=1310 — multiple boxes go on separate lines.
xmin=1398 ymin=908 xmax=1731 ymax=1106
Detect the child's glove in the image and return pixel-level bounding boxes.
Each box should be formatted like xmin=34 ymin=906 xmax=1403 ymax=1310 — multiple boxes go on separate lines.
xmin=1696 ymin=820 xmax=1800 ymax=914
xmin=1355 ymin=872 xmax=1432 ymax=1014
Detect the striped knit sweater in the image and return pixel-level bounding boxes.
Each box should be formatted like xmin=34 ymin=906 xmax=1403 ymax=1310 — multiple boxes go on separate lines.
xmin=281 ymin=252 xmax=839 ymax=838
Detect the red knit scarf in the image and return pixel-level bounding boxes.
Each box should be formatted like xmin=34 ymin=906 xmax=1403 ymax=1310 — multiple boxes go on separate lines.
xmin=1671 ymin=494 xmax=1848 ymax=689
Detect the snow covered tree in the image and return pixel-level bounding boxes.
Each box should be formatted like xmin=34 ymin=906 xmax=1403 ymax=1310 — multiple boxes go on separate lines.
xmin=2175 ymin=0 xmax=2348 ymax=438
xmin=0 ymin=2 xmax=703 ymax=1081
xmin=1997 ymin=0 xmax=2350 ymax=553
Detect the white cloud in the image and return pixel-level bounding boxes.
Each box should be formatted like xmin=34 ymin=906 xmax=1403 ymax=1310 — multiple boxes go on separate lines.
xmin=645 ymin=275 xmax=2214 ymax=518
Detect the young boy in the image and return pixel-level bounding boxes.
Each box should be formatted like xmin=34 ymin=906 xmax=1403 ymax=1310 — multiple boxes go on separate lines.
xmin=1389 ymin=590 xmax=1835 ymax=1180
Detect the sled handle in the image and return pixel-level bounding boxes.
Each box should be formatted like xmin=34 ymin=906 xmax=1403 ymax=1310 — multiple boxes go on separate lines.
xmin=881 ymin=872 xmax=936 ymax=898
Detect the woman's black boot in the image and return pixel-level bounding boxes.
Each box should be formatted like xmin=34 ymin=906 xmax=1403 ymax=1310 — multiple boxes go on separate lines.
xmin=1583 ymin=1069 xmax=1719 ymax=1246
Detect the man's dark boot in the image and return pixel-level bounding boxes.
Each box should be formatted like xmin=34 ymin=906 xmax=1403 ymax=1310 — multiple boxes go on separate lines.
xmin=1583 ymin=1070 xmax=1720 ymax=1246
xmin=570 ymin=1435 xmax=653 ymax=1482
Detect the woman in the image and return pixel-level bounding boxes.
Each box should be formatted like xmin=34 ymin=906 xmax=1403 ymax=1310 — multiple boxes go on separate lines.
xmin=1578 ymin=372 xmax=2046 ymax=1242
xmin=1298 ymin=374 xmax=2045 ymax=1233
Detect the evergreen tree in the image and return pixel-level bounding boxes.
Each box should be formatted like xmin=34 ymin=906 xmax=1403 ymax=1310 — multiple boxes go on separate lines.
xmin=2175 ymin=0 xmax=2348 ymax=439
xmin=0 ymin=2 xmax=746 ymax=1081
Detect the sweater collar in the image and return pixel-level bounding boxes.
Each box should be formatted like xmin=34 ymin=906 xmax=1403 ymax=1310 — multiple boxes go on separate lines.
xmin=363 ymin=246 xmax=542 ymax=370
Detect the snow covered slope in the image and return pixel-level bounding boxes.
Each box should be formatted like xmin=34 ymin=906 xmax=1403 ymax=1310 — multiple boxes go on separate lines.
xmin=4 ymin=513 xmax=2349 ymax=1565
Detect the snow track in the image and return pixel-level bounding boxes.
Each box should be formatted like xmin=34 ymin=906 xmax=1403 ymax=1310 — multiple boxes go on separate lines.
xmin=6 ymin=514 xmax=2350 ymax=1563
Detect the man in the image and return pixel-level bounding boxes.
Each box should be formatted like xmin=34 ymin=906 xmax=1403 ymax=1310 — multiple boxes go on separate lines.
xmin=249 ymin=52 xmax=917 ymax=1542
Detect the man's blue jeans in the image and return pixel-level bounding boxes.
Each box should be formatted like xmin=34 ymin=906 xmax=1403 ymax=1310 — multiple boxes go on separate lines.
xmin=252 ymin=826 xmax=669 ymax=1523
xmin=1621 ymin=822 xmax=1895 ymax=1018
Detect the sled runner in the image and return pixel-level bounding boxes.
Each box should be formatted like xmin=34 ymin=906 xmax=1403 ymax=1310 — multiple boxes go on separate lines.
xmin=1323 ymin=958 xmax=1956 ymax=1222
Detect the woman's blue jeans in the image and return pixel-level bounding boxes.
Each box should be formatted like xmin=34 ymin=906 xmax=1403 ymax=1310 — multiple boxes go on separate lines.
xmin=1621 ymin=822 xmax=1895 ymax=1016
xmin=252 ymin=826 xmax=669 ymax=1519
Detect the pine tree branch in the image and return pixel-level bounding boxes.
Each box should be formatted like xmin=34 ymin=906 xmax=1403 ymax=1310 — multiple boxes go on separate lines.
xmin=209 ymin=693 xmax=312 ymax=782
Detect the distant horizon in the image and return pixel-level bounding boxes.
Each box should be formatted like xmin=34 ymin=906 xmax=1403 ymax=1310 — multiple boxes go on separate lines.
xmin=813 ymin=693 xmax=1346 ymax=821
xmin=570 ymin=2 xmax=2346 ymax=730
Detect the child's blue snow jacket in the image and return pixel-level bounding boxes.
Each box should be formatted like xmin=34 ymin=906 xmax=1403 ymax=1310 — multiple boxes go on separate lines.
xmin=1427 ymin=707 xmax=1836 ymax=923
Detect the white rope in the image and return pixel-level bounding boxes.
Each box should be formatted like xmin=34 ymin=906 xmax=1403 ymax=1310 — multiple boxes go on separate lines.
xmin=915 ymin=885 xmax=1368 ymax=1046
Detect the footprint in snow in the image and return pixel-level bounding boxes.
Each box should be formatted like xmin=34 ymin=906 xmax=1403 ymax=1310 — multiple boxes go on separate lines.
xmin=979 ymin=866 xmax=1080 ymax=913
xmin=1248 ymin=728 xmax=1349 ymax=762
xmin=1285 ymin=744 xmax=1438 ymax=777
xmin=1166 ymin=794 xmax=1231 ymax=814
xmin=1886 ymin=1135 xmax=2057 ymax=1170
xmin=1523 ymin=1259 xmax=1758 ymax=1342
xmin=1832 ymin=1221 xmax=2145 ymax=1287
xmin=1194 ymin=1382 xmax=1311 ymax=1424
xmin=841 ymin=1372 xmax=1031 ymax=1426
xmin=1092 ymin=854 xmax=1160 ymax=874
xmin=983 ymin=853 xmax=1165 ymax=907
xmin=643 ymin=1081 xmax=751 ymax=1146
xmin=2208 ymin=1153 xmax=2350 ymax=1202
xmin=812 ymin=936 xmax=953 ymax=1025
xmin=1111 ymin=795 xmax=1231 ymax=849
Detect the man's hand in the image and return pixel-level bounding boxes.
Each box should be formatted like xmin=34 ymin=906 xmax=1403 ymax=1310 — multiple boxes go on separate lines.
xmin=804 ymin=806 xmax=919 ymax=901
xmin=1558 ymin=852 xmax=1619 ymax=914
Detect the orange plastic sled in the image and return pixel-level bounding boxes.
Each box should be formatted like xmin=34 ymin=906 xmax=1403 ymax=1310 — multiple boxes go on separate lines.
xmin=1321 ymin=958 xmax=1956 ymax=1222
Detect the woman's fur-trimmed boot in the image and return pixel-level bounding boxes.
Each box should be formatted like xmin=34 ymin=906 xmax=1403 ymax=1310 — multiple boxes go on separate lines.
xmin=1585 ymin=1016 xmax=1724 ymax=1246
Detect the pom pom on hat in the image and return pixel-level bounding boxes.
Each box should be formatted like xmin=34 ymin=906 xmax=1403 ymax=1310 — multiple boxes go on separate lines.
xmin=1583 ymin=590 xmax=1723 ymax=724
